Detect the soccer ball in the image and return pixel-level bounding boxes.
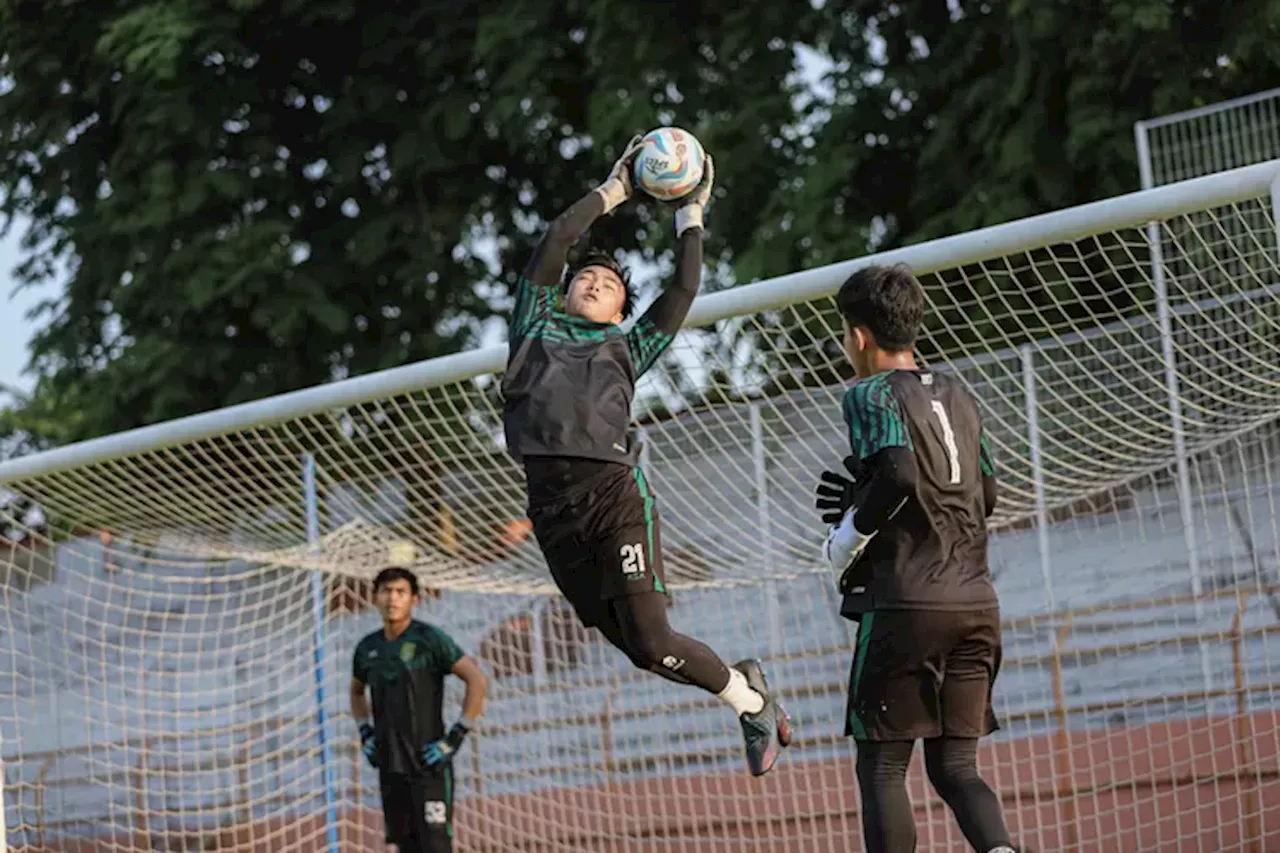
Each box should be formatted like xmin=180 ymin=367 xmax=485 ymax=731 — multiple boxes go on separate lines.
xmin=632 ymin=127 xmax=706 ymax=202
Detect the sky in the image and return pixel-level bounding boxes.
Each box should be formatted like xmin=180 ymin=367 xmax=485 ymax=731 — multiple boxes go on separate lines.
xmin=0 ymin=225 xmax=54 ymax=400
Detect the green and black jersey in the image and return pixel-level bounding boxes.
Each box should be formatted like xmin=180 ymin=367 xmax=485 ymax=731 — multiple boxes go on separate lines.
xmin=352 ymin=620 xmax=465 ymax=777
xmin=501 ymin=190 xmax=702 ymax=467
xmin=843 ymin=369 xmax=998 ymax=611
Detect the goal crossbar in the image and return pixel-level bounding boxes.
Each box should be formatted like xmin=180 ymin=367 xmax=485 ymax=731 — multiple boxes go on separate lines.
xmin=1 ymin=158 xmax=1278 ymax=486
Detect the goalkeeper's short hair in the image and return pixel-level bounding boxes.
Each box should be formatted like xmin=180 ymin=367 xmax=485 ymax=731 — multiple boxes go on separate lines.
xmin=373 ymin=567 xmax=420 ymax=595
xmin=564 ymin=249 xmax=636 ymax=319
xmin=836 ymin=263 xmax=923 ymax=352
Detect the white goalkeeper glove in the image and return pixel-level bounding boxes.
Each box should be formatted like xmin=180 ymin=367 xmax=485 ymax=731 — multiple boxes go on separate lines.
xmin=675 ymin=153 xmax=715 ymax=237
xmin=823 ymin=507 xmax=876 ymax=595
xmin=594 ymin=134 xmax=646 ymax=215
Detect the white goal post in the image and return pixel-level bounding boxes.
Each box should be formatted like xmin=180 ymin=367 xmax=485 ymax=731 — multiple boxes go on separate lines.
xmin=1 ymin=159 xmax=1279 ymax=853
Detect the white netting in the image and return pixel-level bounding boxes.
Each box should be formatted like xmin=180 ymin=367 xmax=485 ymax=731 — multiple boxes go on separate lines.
xmin=3 ymin=164 xmax=1280 ymax=852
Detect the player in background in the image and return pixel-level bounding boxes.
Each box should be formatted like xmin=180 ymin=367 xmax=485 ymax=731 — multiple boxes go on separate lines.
xmin=500 ymin=135 xmax=791 ymax=776
xmin=351 ymin=568 xmax=489 ymax=853
xmin=814 ymin=264 xmax=1021 ymax=853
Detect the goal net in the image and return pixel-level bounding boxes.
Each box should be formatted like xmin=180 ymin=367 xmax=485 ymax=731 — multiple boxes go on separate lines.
xmin=3 ymin=160 xmax=1280 ymax=853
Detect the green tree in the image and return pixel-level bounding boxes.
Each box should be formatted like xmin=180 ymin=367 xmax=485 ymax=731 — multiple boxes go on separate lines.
xmin=731 ymin=0 xmax=1280 ymax=387
xmin=0 ymin=0 xmax=822 ymax=450
xmin=770 ymin=0 xmax=1280 ymax=269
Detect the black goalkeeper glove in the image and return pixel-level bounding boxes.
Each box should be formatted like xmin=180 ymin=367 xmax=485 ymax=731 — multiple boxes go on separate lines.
xmin=421 ymin=720 xmax=471 ymax=769
xmin=814 ymin=455 xmax=868 ymax=524
xmin=358 ymin=723 xmax=378 ymax=769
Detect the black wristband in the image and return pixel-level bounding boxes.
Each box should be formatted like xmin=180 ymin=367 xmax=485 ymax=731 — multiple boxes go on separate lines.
xmin=444 ymin=721 xmax=469 ymax=749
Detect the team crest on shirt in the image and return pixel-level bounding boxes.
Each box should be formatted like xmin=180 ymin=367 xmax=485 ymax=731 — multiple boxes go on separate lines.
xmin=399 ymin=643 xmax=416 ymax=663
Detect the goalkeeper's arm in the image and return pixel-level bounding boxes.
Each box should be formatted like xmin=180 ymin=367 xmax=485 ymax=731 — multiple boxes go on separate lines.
xmin=823 ymin=447 xmax=916 ymax=575
xmin=349 ymin=676 xmax=378 ymax=767
xmin=454 ymin=654 xmax=488 ymax=724
xmin=349 ymin=677 xmax=371 ymax=721
xmin=626 ymin=155 xmax=715 ymax=377
xmin=521 ymin=191 xmax=610 ymax=288
xmin=422 ymin=655 xmax=489 ymax=768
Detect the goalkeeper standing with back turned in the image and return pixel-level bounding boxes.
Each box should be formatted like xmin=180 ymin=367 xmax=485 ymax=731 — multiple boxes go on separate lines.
xmin=500 ymin=135 xmax=792 ymax=777
xmin=815 ymin=264 xmax=1022 ymax=853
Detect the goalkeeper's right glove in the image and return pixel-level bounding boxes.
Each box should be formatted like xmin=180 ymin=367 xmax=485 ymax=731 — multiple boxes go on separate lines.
xmin=358 ymin=722 xmax=378 ymax=769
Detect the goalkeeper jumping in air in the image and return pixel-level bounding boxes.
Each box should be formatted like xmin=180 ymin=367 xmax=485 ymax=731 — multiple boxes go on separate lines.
xmin=500 ymin=136 xmax=792 ymax=777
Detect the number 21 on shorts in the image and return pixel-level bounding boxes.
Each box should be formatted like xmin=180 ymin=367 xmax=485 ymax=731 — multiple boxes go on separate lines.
xmin=930 ymin=400 xmax=962 ymax=484
xmin=620 ymin=542 xmax=646 ymax=575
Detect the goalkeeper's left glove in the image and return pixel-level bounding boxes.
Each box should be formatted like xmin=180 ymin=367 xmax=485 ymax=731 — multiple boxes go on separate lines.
xmin=823 ymin=507 xmax=876 ymax=595
xmin=675 ymin=154 xmax=715 ymax=237
xmin=814 ymin=455 xmax=868 ymax=525
xmin=594 ymin=133 xmax=646 ymax=215
xmin=421 ymin=719 xmax=472 ymax=769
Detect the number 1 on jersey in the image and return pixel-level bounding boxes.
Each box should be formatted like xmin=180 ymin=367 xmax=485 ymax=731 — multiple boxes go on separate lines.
xmin=930 ymin=400 xmax=962 ymax=484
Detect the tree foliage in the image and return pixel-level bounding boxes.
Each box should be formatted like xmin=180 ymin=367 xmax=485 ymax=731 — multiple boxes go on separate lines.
xmin=0 ymin=0 xmax=820 ymax=448
xmin=727 ymin=0 xmax=1280 ymax=388
xmin=1 ymin=0 xmax=1278 ymax=457
xmin=756 ymin=0 xmax=1280 ymax=277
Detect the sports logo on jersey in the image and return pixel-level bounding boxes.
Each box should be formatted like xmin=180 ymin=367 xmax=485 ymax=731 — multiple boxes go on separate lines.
xmin=399 ymin=643 xmax=416 ymax=663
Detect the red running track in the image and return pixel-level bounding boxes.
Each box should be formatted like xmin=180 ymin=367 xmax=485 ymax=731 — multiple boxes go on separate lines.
xmin=32 ymin=711 xmax=1280 ymax=852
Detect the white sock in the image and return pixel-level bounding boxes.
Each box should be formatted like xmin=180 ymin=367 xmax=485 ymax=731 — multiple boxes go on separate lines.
xmin=717 ymin=667 xmax=765 ymax=716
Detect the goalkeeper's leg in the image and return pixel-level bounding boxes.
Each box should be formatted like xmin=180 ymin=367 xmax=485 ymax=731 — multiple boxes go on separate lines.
xmin=531 ymin=465 xmax=792 ymax=775
xmin=602 ymin=592 xmax=791 ymax=776
xmin=931 ymin=609 xmax=1018 ymax=852
xmin=924 ymin=737 xmax=1015 ymax=852
xmin=855 ymin=740 xmax=918 ymax=852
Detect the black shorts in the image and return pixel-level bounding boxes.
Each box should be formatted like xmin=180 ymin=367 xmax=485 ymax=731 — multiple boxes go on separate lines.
xmin=527 ymin=461 xmax=668 ymax=628
xmin=845 ymin=608 xmax=1002 ymax=742
xmin=380 ymin=769 xmax=453 ymax=853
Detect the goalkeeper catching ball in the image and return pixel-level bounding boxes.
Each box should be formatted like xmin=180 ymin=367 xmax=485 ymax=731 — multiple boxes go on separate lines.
xmin=500 ymin=135 xmax=792 ymax=777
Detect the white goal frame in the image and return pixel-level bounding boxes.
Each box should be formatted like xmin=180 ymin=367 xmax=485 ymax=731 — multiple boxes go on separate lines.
xmin=1 ymin=159 xmax=1279 ymax=488
xmin=1 ymin=157 xmax=1280 ymax=852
